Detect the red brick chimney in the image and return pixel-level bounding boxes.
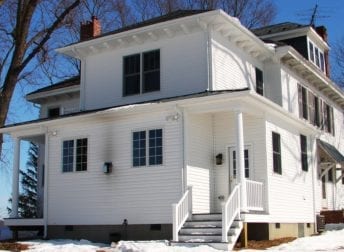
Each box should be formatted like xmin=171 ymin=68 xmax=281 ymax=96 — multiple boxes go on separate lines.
xmin=80 ymin=16 xmax=101 ymax=41
xmin=315 ymin=26 xmax=330 ymax=78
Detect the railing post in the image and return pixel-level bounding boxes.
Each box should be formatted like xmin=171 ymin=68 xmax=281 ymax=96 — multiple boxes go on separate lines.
xmin=221 ymin=202 xmax=228 ymax=242
xmin=172 ymin=203 xmax=178 ymax=241
xmin=187 ymin=186 xmax=192 ymax=220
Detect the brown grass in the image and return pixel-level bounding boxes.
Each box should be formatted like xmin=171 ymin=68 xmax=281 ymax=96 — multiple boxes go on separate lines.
xmin=235 ymin=237 xmax=297 ymax=250
xmin=0 ymin=242 xmax=30 ymax=251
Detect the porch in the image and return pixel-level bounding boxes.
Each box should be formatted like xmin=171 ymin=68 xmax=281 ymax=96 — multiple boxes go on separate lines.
xmin=4 ymin=130 xmax=48 ymax=237
xmin=172 ymin=97 xmax=268 ymax=249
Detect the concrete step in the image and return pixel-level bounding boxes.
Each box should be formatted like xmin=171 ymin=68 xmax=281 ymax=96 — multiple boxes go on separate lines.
xmin=179 ymin=227 xmax=222 ymax=235
xmin=184 ymin=220 xmax=222 ymax=228
xmin=170 ymin=241 xmax=231 ymax=251
xmin=191 ymin=213 xmax=222 ymax=221
xmin=178 ymin=234 xmax=236 ymax=243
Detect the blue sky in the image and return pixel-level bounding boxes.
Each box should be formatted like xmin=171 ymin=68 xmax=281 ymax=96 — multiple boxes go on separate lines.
xmin=0 ymin=0 xmax=344 ymax=218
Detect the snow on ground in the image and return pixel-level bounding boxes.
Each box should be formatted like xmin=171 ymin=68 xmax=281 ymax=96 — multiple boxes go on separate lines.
xmin=10 ymin=225 xmax=344 ymax=252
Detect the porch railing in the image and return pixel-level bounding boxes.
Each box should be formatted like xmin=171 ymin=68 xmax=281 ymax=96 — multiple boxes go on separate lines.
xmin=222 ymin=184 xmax=240 ymax=242
xmin=246 ymin=179 xmax=264 ymax=211
xmin=172 ymin=186 xmax=192 ymax=241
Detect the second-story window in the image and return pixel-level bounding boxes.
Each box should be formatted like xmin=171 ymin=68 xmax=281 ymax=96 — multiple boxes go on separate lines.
xmin=298 ymin=84 xmax=308 ymax=120
xmin=255 ymin=68 xmax=264 ymax=96
xmin=123 ymin=50 xmax=160 ymax=96
xmin=272 ymin=132 xmax=282 ymax=174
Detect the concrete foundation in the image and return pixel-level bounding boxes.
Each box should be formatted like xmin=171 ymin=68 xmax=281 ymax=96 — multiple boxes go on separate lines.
xmin=248 ymin=223 xmax=315 ymax=241
xmin=47 ymin=224 xmax=172 ymax=243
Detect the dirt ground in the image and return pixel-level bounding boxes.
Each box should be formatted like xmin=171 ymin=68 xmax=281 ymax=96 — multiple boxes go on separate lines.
xmin=0 ymin=242 xmax=29 ymax=251
xmin=235 ymin=237 xmax=297 ymax=250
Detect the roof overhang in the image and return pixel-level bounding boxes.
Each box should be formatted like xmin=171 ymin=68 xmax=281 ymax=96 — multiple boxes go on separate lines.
xmin=277 ymin=46 xmax=344 ymax=109
xmin=57 ymin=10 xmax=273 ymax=61
xmin=26 ymin=85 xmax=80 ymax=104
xmin=258 ymin=26 xmax=329 ymax=51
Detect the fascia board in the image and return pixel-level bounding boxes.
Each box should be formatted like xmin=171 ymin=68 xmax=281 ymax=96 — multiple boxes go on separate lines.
xmin=277 ymin=46 xmax=344 ymax=103
xmin=26 ymin=86 xmax=80 ymax=102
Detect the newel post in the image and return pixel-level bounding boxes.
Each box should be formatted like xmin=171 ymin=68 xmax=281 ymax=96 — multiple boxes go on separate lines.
xmin=172 ymin=203 xmax=178 ymax=241
xmin=221 ymin=201 xmax=228 ymax=242
xmin=187 ymin=186 xmax=193 ymax=220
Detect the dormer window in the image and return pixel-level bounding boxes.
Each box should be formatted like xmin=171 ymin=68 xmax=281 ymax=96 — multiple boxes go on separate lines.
xmin=48 ymin=107 xmax=60 ymax=118
xmin=308 ymin=40 xmax=325 ymax=73
xmin=123 ymin=49 xmax=160 ymax=96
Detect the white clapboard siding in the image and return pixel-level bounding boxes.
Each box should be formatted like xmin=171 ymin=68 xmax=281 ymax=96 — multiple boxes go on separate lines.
xmin=213 ymin=112 xmax=267 ymax=213
xmin=265 ymin=119 xmax=314 ymax=223
xmin=40 ymin=96 xmax=80 ymax=119
xmin=46 ymin=110 xmax=183 ymax=225
xmin=211 ymin=31 xmax=262 ymax=91
xmin=83 ymin=31 xmax=207 ymax=110
xmin=186 ymin=113 xmax=214 ymax=213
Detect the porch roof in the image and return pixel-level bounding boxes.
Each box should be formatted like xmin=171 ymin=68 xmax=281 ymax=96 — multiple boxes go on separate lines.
xmin=317 ymin=139 xmax=344 ymax=165
xmin=0 ymin=88 xmax=318 ymax=136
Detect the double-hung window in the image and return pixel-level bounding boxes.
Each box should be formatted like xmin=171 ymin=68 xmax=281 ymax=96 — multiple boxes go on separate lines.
xmin=308 ymin=40 xmax=326 ymax=73
xmin=272 ymin=132 xmax=282 ymax=174
xmin=298 ymin=84 xmax=308 ymax=120
xmin=62 ymin=138 xmax=88 ymax=172
xmin=133 ymin=129 xmax=163 ymax=167
xmin=123 ymin=50 xmax=160 ymax=96
xmin=300 ymin=135 xmax=308 ymax=171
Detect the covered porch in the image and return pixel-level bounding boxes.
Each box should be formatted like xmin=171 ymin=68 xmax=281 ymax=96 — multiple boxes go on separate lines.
xmin=3 ymin=126 xmax=49 ymax=238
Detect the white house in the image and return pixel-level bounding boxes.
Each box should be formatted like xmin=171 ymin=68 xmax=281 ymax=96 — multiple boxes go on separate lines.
xmin=1 ymin=9 xmax=344 ymax=250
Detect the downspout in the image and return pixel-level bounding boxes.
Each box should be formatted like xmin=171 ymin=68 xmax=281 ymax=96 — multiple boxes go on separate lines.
xmin=43 ymin=131 xmax=49 ymax=238
xmin=182 ymin=107 xmax=188 ymax=192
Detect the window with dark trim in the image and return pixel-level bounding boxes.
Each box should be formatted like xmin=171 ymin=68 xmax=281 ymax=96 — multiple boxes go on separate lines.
xmin=328 ymin=169 xmax=333 ymax=182
xmin=322 ymin=176 xmax=326 ymax=199
xmin=272 ymin=132 xmax=282 ymax=174
xmin=143 ymin=50 xmax=160 ymax=93
xmin=48 ymin=107 xmax=60 ymax=118
xmin=314 ymin=96 xmax=320 ymax=127
xmin=232 ymin=149 xmax=249 ymax=178
xmin=123 ymin=50 xmax=160 ymax=96
xmin=62 ymin=138 xmax=88 ymax=172
xmin=298 ymin=84 xmax=308 ymax=120
xmin=300 ymin=135 xmax=308 ymax=171
xmin=255 ymin=68 xmax=264 ymax=96
xmin=342 ymin=170 xmax=344 ymax=185
xmin=133 ymin=129 xmax=163 ymax=167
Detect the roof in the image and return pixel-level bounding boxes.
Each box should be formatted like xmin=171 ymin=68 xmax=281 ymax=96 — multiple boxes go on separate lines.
xmin=79 ymin=9 xmax=211 ymax=44
xmin=252 ymin=22 xmax=308 ymax=37
xmin=26 ymin=76 xmax=80 ymax=96
xmin=318 ymin=139 xmax=344 ymax=164
xmin=2 ymin=88 xmax=249 ymax=130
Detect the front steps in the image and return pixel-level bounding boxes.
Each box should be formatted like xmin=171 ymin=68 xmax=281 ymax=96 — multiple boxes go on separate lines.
xmin=170 ymin=213 xmax=243 ymax=251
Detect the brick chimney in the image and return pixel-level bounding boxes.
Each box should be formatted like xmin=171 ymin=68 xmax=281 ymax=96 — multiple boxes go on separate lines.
xmin=315 ymin=26 xmax=330 ymax=78
xmin=80 ymin=16 xmax=101 ymax=41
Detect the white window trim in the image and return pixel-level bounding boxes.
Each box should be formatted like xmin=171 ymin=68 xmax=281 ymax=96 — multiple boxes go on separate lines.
xmin=61 ymin=137 xmax=88 ymax=173
xmin=131 ymin=127 xmax=164 ymax=168
xmin=307 ymin=38 xmax=325 ymax=73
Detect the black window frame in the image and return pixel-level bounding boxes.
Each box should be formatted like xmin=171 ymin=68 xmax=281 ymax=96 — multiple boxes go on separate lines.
xmin=300 ymin=135 xmax=308 ymax=172
xmin=123 ymin=49 xmax=160 ymax=96
xmin=62 ymin=138 xmax=88 ymax=172
xmin=328 ymin=168 xmax=333 ymax=182
xmin=255 ymin=67 xmax=264 ymax=96
xmin=272 ymin=132 xmax=282 ymax=174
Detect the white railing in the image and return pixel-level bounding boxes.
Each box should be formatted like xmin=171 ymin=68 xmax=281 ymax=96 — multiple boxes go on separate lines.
xmin=172 ymin=186 xmax=192 ymax=241
xmin=246 ymin=179 xmax=264 ymax=211
xmin=222 ymin=184 xmax=240 ymax=242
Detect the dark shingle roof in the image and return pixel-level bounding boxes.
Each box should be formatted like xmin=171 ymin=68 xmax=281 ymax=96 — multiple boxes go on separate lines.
xmin=252 ymin=22 xmax=308 ymax=37
xmin=81 ymin=9 xmax=211 ymax=43
xmin=318 ymin=139 xmax=344 ymax=163
xmin=27 ymin=76 xmax=80 ymax=96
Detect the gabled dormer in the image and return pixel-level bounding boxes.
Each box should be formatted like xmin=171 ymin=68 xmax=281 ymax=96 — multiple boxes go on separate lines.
xmin=252 ymin=22 xmax=330 ymax=77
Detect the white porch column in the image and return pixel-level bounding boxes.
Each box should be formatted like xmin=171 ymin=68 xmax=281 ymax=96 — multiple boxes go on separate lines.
xmin=236 ymin=111 xmax=248 ymax=212
xmin=11 ymin=137 xmax=20 ymax=218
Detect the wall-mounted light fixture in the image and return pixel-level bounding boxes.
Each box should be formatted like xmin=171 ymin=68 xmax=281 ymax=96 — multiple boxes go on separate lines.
xmin=103 ymin=162 xmax=112 ymax=174
xmin=216 ymin=153 xmax=223 ymax=165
